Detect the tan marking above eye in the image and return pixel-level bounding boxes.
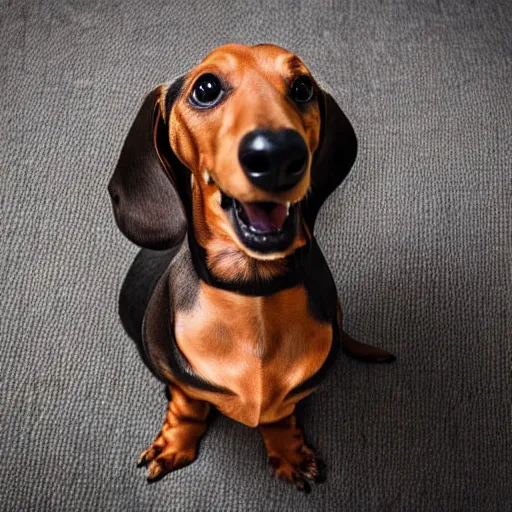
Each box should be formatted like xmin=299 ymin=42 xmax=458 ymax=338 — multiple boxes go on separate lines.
xmin=286 ymin=55 xmax=304 ymax=70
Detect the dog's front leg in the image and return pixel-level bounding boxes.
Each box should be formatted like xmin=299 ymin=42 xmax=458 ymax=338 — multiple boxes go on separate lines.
xmin=138 ymin=383 xmax=210 ymax=481
xmin=259 ymin=414 xmax=324 ymax=492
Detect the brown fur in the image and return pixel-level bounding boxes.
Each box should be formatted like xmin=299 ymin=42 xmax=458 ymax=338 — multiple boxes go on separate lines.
xmin=259 ymin=414 xmax=322 ymax=493
xmin=171 ymin=282 xmax=332 ymax=427
xmin=138 ymin=384 xmax=210 ymax=480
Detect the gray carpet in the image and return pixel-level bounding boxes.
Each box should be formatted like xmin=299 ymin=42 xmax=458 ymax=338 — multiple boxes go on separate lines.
xmin=1 ymin=0 xmax=511 ymax=510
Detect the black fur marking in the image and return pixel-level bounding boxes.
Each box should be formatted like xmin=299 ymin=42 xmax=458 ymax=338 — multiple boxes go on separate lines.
xmin=169 ymin=242 xmax=200 ymax=312
xmin=303 ymin=238 xmax=338 ymax=324
xmin=165 ymin=76 xmax=185 ymax=117
xmin=304 ymin=91 xmax=357 ymax=231
xmin=119 ymin=247 xmax=180 ymax=376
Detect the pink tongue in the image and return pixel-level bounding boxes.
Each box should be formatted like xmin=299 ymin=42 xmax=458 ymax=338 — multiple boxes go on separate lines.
xmin=241 ymin=202 xmax=287 ymax=232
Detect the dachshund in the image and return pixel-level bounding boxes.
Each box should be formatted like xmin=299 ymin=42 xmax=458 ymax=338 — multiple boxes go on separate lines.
xmin=108 ymin=43 xmax=395 ymax=492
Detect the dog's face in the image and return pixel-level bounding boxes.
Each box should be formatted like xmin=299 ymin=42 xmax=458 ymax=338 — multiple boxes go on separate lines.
xmin=109 ymin=43 xmax=357 ymax=282
xmin=168 ymin=44 xmax=321 ymax=260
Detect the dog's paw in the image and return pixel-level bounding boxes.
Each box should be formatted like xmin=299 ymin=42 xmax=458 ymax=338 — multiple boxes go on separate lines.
xmin=137 ymin=385 xmax=210 ymax=482
xmin=137 ymin=434 xmax=197 ymax=482
xmin=267 ymin=443 xmax=325 ymax=493
xmin=260 ymin=415 xmax=326 ymax=492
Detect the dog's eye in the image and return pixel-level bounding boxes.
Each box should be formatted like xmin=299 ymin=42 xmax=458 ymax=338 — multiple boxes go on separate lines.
xmin=290 ymin=75 xmax=314 ymax=103
xmin=190 ymin=73 xmax=223 ymax=108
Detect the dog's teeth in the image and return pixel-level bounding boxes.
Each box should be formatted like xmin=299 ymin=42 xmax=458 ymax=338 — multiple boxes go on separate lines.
xmin=203 ymin=170 xmax=212 ymax=184
xmin=286 ymin=202 xmax=290 ymax=216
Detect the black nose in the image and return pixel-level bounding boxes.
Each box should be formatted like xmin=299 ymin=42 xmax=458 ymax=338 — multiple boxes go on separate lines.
xmin=238 ymin=129 xmax=308 ymax=192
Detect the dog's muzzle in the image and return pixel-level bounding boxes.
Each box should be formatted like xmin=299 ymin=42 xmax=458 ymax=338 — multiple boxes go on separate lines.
xmin=216 ymin=129 xmax=308 ymax=255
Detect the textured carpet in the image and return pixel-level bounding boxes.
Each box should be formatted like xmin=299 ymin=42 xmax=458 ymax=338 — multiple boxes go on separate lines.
xmin=1 ymin=0 xmax=511 ymax=510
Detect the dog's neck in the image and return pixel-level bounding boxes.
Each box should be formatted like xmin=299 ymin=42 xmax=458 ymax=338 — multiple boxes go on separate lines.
xmin=186 ymin=225 xmax=311 ymax=297
xmin=204 ymin=237 xmax=289 ymax=284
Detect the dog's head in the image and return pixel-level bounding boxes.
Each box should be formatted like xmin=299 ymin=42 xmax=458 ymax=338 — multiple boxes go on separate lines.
xmin=109 ymin=44 xmax=356 ymax=281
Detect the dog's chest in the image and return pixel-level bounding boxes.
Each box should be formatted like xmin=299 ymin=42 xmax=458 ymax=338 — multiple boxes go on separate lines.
xmin=173 ymin=282 xmax=332 ymax=426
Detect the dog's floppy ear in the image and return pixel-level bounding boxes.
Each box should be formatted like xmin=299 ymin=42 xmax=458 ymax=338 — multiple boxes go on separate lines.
xmin=307 ymin=89 xmax=358 ymax=229
xmin=108 ymin=79 xmax=187 ymax=250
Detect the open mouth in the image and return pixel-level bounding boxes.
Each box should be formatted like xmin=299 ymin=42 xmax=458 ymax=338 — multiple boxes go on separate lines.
xmin=220 ymin=192 xmax=298 ymax=254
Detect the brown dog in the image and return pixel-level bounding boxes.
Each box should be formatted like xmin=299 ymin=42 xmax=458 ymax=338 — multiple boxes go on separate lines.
xmin=108 ymin=43 xmax=394 ymax=492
